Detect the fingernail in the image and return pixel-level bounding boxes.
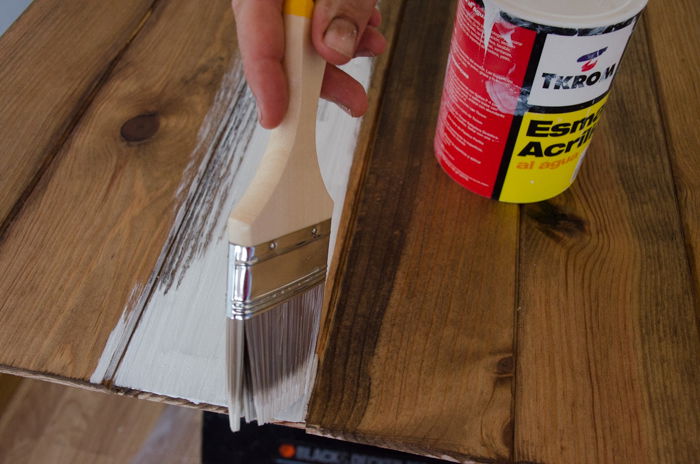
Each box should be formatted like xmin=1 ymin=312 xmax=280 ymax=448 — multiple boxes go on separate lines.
xmin=324 ymin=17 xmax=358 ymax=58
xmin=257 ymin=106 xmax=263 ymax=124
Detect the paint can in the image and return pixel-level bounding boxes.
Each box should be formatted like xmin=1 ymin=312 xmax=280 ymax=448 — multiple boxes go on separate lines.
xmin=434 ymin=0 xmax=648 ymax=203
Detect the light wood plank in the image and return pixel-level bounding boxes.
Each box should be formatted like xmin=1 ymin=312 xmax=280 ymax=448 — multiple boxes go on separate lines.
xmin=645 ymin=0 xmax=700 ymax=297
xmin=0 ymin=0 xmax=155 ymax=230
xmin=514 ymin=18 xmax=700 ymax=464
xmin=0 ymin=378 xmax=200 ymax=464
xmin=0 ymin=0 xmax=237 ymax=382
xmin=307 ymin=1 xmax=517 ymax=461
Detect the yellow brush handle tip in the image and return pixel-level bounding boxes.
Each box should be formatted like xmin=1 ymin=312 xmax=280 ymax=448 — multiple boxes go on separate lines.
xmin=284 ymin=0 xmax=314 ymax=18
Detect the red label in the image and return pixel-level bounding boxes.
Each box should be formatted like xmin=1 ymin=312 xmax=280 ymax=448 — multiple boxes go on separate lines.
xmin=435 ymin=0 xmax=536 ymax=197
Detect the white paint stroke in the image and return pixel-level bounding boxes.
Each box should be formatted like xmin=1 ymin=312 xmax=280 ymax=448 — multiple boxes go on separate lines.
xmin=89 ymin=61 xmax=254 ymax=385
xmin=89 ymin=284 xmax=144 ymax=383
xmin=110 ymin=57 xmax=373 ymax=410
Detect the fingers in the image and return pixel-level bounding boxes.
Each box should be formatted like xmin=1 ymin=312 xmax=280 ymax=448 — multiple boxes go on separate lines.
xmin=311 ymin=0 xmax=385 ymax=65
xmin=232 ymin=0 xmax=387 ymax=127
xmin=354 ymin=25 xmax=387 ymax=58
xmin=232 ymin=0 xmax=287 ymax=129
xmin=321 ymin=64 xmax=368 ymax=117
xmin=311 ymin=0 xmax=386 ymax=117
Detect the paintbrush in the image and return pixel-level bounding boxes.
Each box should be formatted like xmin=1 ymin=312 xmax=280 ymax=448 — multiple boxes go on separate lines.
xmin=226 ymin=0 xmax=331 ymax=428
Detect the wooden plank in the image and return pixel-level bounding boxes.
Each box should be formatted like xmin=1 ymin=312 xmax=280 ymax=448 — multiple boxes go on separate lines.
xmin=514 ymin=18 xmax=700 ymax=464
xmin=307 ymin=1 xmax=518 ymax=461
xmin=644 ymin=0 xmax=700 ymax=296
xmin=317 ymin=0 xmax=406 ymax=355
xmin=0 ymin=378 xmax=200 ymax=463
xmin=110 ymin=0 xmax=404 ymax=413
xmin=0 ymin=0 xmax=155 ymax=231
xmin=0 ymin=0 xmax=237 ymax=382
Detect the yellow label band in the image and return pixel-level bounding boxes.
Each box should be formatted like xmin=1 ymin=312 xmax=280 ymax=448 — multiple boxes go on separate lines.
xmin=284 ymin=0 xmax=314 ymax=18
xmin=499 ymin=96 xmax=609 ymax=203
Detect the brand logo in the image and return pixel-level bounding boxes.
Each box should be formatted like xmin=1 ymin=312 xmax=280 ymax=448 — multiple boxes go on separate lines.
xmin=540 ymin=46 xmax=616 ymax=91
xmin=577 ymin=47 xmax=608 ymax=72
xmin=539 ymin=47 xmax=617 ymax=91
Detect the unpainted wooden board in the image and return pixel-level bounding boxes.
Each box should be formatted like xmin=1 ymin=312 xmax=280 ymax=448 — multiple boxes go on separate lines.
xmin=514 ymin=18 xmax=700 ymax=464
xmin=644 ymin=0 xmax=700 ymax=298
xmin=307 ymin=1 xmax=517 ymax=461
xmin=0 ymin=0 xmax=237 ymax=382
xmin=0 ymin=0 xmax=155 ymax=231
xmin=0 ymin=378 xmax=200 ymax=464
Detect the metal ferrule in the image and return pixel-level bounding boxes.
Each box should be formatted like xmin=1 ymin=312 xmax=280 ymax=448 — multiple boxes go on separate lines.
xmin=227 ymin=220 xmax=331 ymax=320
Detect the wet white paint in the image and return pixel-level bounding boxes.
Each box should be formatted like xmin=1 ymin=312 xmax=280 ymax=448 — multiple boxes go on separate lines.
xmin=481 ymin=1 xmax=500 ymax=52
xmin=90 ymin=285 xmax=144 ymax=384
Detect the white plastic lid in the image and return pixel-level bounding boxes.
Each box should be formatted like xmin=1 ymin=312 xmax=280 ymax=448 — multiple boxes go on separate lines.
xmin=489 ymin=0 xmax=648 ymax=28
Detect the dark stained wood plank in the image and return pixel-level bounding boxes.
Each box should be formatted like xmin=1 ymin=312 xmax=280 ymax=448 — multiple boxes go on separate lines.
xmin=645 ymin=0 xmax=700 ymax=298
xmin=0 ymin=0 xmax=156 ymax=231
xmin=0 ymin=378 xmax=200 ymax=463
xmin=308 ymin=1 xmax=518 ymax=461
xmin=0 ymin=0 xmax=239 ymax=382
xmin=514 ymin=18 xmax=700 ymax=464
xmin=317 ymin=0 xmax=405 ymax=358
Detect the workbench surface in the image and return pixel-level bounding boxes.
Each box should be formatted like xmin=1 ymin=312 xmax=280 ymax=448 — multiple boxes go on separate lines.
xmin=0 ymin=1 xmax=697 ymax=463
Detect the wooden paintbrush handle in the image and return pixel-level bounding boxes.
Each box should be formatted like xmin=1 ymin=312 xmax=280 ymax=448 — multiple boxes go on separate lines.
xmin=228 ymin=0 xmax=332 ymax=247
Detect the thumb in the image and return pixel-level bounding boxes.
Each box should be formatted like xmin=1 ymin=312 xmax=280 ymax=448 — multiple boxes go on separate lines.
xmin=311 ymin=0 xmax=376 ymax=65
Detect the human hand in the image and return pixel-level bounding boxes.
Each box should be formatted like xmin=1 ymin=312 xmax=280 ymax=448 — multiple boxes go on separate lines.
xmin=232 ymin=0 xmax=387 ymax=129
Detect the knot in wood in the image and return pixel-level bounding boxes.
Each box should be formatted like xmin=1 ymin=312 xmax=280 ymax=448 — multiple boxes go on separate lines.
xmin=496 ymin=356 xmax=514 ymax=376
xmin=120 ymin=112 xmax=160 ymax=143
xmin=527 ymin=201 xmax=586 ymax=242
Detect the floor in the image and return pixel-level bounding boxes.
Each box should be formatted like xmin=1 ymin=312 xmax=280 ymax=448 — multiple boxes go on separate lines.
xmin=0 ymin=374 xmax=201 ymax=463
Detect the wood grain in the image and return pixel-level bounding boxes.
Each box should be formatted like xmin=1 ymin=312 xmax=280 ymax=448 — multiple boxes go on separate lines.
xmin=644 ymin=0 xmax=700 ymax=297
xmin=514 ymin=17 xmax=700 ymax=464
xmin=0 ymin=378 xmax=200 ymax=463
xmin=318 ymin=0 xmax=406 ymax=355
xmin=0 ymin=0 xmax=237 ymax=382
xmin=307 ymin=1 xmax=518 ymax=461
xmin=0 ymin=0 xmax=156 ymax=232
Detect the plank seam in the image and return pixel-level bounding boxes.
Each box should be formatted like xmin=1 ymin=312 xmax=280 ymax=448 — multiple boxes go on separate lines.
xmin=101 ymin=60 xmax=250 ymax=385
xmin=0 ymin=0 xmax=161 ymax=244
xmin=511 ymin=205 xmax=523 ymax=462
xmin=640 ymin=15 xmax=699 ymax=312
xmin=316 ymin=0 xmax=409 ymax=360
